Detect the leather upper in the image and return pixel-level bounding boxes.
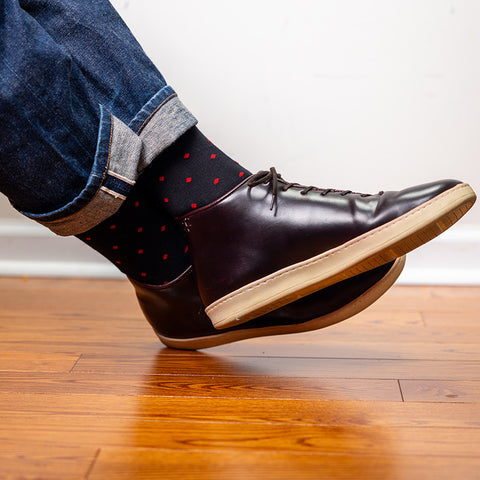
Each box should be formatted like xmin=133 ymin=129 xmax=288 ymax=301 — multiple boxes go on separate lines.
xmin=131 ymin=262 xmax=394 ymax=341
xmin=181 ymin=173 xmax=460 ymax=305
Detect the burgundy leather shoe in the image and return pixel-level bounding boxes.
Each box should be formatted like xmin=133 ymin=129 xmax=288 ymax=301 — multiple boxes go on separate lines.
xmin=130 ymin=257 xmax=405 ymax=350
xmin=181 ymin=168 xmax=476 ymax=329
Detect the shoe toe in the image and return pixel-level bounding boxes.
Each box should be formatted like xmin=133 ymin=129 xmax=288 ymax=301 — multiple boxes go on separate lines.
xmin=375 ymin=179 xmax=464 ymax=225
xmin=401 ymin=179 xmax=463 ymax=204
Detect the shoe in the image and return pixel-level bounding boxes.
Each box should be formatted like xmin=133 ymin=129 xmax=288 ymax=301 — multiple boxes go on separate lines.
xmin=181 ymin=168 xmax=476 ymax=329
xmin=130 ymin=256 xmax=405 ymax=350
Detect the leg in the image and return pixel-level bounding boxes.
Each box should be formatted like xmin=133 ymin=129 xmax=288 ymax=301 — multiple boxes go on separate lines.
xmin=0 ymin=0 xmax=196 ymax=283
xmin=18 ymin=0 xmax=168 ymax=125
xmin=0 ymin=0 xmax=196 ymax=237
xmin=17 ymin=0 xmax=251 ymax=221
xmin=9 ymin=0 xmax=251 ymax=284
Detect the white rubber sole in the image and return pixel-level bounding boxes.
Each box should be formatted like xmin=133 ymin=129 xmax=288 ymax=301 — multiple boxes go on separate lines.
xmin=207 ymin=183 xmax=476 ymax=330
xmin=158 ymin=256 xmax=406 ymax=350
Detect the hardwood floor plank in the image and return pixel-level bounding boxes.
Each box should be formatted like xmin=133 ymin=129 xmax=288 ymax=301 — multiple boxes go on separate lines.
xmin=0 ymin=319 xmax=155 ymax=344
xmin=267 ymin=316 xmax=480 ymax=343
xmin=88 ymin=448 xmax=480 ymax=480
xmin=204 ymin=340 xmax=480 ymax=361
xmin=72 ymin=353 xmax=480 ymax=380
xmin=422 ymin=310 xmax=480 ymax=328
xmin=429 ymin=286 xmax=480 ymax=298
xmin=366 ymin=285 xmax=480 ymax=312
xmin=0 ymin=278 xmax=138 ymax=320
xmin=1 ymin=416 xmax=479 ymax=457
xmin=0 ymin=351 xmax=80 ymax=373
xmin=400 ymin=380 xmax=480 ymax=403
xmin=0 ymin=372 xmax=401 ymax=401
xmin=1 ymin=393 xmax=479 ymax=427
xmin=0 ymin=443 xmax=97 ymax=480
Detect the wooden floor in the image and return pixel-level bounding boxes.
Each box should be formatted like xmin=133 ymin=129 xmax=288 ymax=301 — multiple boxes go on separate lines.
xmin=0 ymin=277 xmax=479 ymax=480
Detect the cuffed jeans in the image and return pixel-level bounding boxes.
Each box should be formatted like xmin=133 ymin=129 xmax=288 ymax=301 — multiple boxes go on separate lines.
xmin=0 ymin=0 xmax=197 ymax=235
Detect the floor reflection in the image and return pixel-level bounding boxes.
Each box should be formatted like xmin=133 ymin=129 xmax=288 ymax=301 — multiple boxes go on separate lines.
xmin=124 ymin=347 xmax=397 ymax=478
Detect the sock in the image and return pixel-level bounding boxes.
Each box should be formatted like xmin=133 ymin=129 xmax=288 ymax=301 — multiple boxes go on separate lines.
xmin=75 ymin=126 xmax=250 ymax=284
xmin=142 ymin=126 xmax=251 ymax=217
xmin=76 ymin=183 xmax=190 ymax=285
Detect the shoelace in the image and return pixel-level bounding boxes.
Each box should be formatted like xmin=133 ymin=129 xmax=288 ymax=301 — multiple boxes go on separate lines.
xmin=246 ymin=167 xmax=382 ymax=210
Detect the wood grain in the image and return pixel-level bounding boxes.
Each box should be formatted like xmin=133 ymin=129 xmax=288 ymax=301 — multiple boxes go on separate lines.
xmin=89 ymin=448 xmax=480 ymax=480
xmin=1 ymin=415 xmax=480 ymax=457
xmin=0 ymin=372 xmax=402 ymax=401
xmin=400 ymin=379 xmax=480 ymax=403
xmin=205 ymin=340 xmax=480 ymax=360
xmin=1 ymin=393 xmax=479 ymax=427
xmin=0 ymin=351 xmax=79 ymax=372
xmin=0 ymin=277 xmax=478 ymax=480
xmin=72 ymin=353 xmax=480 ymax=380
xmin=0 ymin=443 xmax=97 ymax=480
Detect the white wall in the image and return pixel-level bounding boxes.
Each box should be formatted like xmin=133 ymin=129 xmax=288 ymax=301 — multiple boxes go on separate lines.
xmin=1 ymin=0 xmax=479 ymax=283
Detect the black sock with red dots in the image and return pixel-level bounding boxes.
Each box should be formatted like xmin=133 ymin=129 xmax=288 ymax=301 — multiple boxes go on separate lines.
xmin=142 ymin=126 xmax=251 ymax=217
xmin=76 ymin=184 xmax=190 ymax=285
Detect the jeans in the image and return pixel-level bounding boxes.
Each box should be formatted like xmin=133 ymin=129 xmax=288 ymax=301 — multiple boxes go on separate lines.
xmin=0 ymin=0 xmax=197 ymax=235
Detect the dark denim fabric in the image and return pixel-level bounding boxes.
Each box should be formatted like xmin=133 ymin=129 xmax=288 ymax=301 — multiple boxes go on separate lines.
xmin=0 ymin=0 xmax=196 ymax=234
xmin=18 ymin=0 xmax=166 ymax=126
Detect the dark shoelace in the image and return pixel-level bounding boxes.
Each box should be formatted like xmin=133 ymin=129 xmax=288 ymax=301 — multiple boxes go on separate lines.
xmin=247 ymin=167 xmax=383 ymax=210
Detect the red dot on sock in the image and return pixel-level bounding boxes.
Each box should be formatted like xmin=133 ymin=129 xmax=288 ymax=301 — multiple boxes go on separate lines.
xmin=116 ymin=261 xmax=121 ymax=265
xmin=163 ymin=254 xmax=168 ymax=260
xmin=161 ymin=225 xmax=166 ymax=232
xmin=214 ymin=178 xmax=220 ymax=184
xmin=164 ymin=198 xmax=169 ymax=203
xmin=184 ymin=153 xmax=190 ymax=159
xmin=191 ymin=203 xmax=197 ymax=209
xmin=184 ymin=246 xmax=189 ymax=253
xmin=163 ymin=281 xmax=168 ymax=285
xmin=134 ymin=201 xmax=140 ymax=207
xmin=186 ymin=177 xmax=192 ymax=183
xmin=239 ymin=172 xmax=244 ymax=177
xmin=137 ymin=227 xmax=143 ymax=233
xmin=210 ymin=154 xmax=216 ymax=159
xmin=138 ymin=249 xmax=144 ymax=254
xmin=85 ymin=237 xmax=91 ymax=241
xmin=141 ymin=273 xmax=147 ymax=277
xmin=110 ymin=224 xmax=116 ymax=229
xmin=159 ymin=176 xmax=165 ymax=182
xmin=113 ymin=245 xmax=118 ymax=250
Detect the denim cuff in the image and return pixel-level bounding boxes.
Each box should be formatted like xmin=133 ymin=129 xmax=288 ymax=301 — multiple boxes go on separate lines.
xmin=22 ymin=86 xmax=197 ymax=236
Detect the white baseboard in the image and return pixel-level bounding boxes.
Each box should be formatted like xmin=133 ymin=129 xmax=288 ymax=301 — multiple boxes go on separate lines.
xmin=0 ymin=220 xmax=122 ymax=279
xmin=0 ymin=260 xmax=122 ymax=279
xmin=0 ymin=219 xmax=479 ymax=285
xmin=396 ymin=267 xmax=480 ymax=285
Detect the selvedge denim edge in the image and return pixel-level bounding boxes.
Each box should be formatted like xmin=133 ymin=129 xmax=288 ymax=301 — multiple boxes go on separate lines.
xmin=20 ymin=86 xmax=197 ymax=236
